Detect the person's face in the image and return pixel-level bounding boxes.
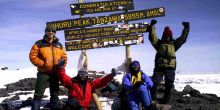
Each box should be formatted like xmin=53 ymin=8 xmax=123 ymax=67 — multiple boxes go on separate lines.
xmin=165 ymin=36 xmax=171 ymax=42
xmin=131 ymin=65 xmax=139 ymax=72
xmin=46 ymin=30 xmax=56 ymax=39
xmin=78 ymin=73 xmax=89 ymax=82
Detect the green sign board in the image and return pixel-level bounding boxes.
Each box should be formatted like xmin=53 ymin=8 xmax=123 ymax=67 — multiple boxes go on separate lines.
xmin=70 ymin=0 xmax=134 ymax=15
xmin=65 ymin=34 xmax=144 ymax=51
xmin=64 ymin=22 xmax=148 ymax=41
xmin=47 ymin=7 xmax=165 ymax=31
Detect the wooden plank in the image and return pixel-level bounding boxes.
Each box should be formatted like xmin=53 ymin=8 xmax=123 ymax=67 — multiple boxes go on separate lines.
xmin=47 ymin=7 xmax=165 ymax=31
xmin=70 ymin=0 xmax=134 ymax=15
xmin=65 ymin=34 xmax=144 ymax=51
xmin=64 ymin=22 xmax=148 ymax=41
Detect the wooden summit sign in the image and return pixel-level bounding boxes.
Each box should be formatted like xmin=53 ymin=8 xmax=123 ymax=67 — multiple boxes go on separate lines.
xmin=65 ymin=34 xmax=144 ymax=51
xmin=70 ymin=0 xmax=134 ymax=15
xmin=64 ymin=22 xmax=148 ymax=41
xmin=47 ymin=7 xmax=165 ymax=31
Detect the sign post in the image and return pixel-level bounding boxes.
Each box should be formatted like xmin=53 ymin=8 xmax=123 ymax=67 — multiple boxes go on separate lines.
xmin=76 ymin=1 xmax=101 ymax=109
xmin=124 ymin=9 xmax=132 ymax=72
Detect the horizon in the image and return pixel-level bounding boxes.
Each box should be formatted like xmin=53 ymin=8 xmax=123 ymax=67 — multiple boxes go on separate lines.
xmin=0 ymin=0 xmax=220 ymax=73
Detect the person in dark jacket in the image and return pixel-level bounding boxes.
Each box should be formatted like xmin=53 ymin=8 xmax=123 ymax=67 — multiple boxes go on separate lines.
xmin=148 ymin=19 xmax=190 ymax=104
xmin=122 ymin=61 xmax=153 ymax=110
xmin=29 ymin=25 xmax=67 ymax=110
xmin=56 ymin=59 xmax=117 ymax=110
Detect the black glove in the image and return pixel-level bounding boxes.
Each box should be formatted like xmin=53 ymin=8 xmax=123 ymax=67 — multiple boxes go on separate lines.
xmin=150 ymin=19 xmax=157 ymax=26
xmin=182 ymin=22 xmax=190 ymax=29
xmin=133 ymin=81 xmax=145 ymax=89
xmin=58 ymin=59 xmax=65 ymax=68
xmin=111 ymin=68 xmax=117 ymax=76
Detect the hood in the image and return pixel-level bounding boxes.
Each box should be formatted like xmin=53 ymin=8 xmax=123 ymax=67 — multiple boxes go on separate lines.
xmin=129 ymin=60 xmax=141 ymax=74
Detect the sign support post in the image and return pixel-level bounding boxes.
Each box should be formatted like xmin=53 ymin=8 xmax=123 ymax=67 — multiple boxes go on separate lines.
xmin=77 ymin=0 xmax=101 ymax=109
xmin=125 ymin=9 xmax=132 ymax=72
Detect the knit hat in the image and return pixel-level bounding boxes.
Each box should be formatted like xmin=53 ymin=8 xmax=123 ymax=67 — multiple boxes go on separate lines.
xmin=77 ymin=69 xmax=88 ymax=76
xmin=45 ymin=25 xmax=56 ymax=32
xmin=163 ymin=26 xmax=173 ymax=37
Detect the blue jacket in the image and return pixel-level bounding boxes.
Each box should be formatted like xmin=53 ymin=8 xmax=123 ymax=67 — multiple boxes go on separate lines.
xmin=122 ymin=71 xmax=153 ymax=91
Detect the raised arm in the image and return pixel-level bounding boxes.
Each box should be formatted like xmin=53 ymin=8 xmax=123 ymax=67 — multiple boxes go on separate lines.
xmin=57 ymin=68 xmax=73 ymax=89
xmin=91 ymin=74 xmax=114 ymax=90
xmin=175 ymin=22 xmax=190 ymax=51
xmin=149 ymin=19 xmax=160 ymax=50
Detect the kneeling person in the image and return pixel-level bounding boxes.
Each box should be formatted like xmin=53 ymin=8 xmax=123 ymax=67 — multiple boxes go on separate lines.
xmin=57 ymin=59 xmax=117 ymax=110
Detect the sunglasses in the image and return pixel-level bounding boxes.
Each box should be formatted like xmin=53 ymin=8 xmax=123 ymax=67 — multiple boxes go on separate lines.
xmin=47 ymin=30 xmax=56 ymax=33
xmin=131 ymin=65 xmax=139 ymax=68
xmin=79 ymin=74 xmax=89 ymax=78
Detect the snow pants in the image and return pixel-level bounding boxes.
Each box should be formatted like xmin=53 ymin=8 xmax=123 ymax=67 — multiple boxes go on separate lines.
xmin=151 ymin=69 xmax=175 ymax=103
xmin=32 ymin=72 xmax=60 ymax=110
xmin=126 ymin=85 xmax=152 ymax=110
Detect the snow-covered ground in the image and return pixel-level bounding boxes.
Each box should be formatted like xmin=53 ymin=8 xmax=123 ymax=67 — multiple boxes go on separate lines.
xmin=0 ymin=68 xmax=220 ymax=109
xmin=175 ymin=73 xmax=220 ymax=96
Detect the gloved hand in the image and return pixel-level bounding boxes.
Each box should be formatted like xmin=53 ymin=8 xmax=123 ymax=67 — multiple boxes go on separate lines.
xmin=58 ymin=59 xmax=65 ymax=68
xmin=133 ymin=81 xmax=145 ymax=89
xmin=182 ymin=22 xmax=190 ymax=29
xmin=150 ymin=19 xmax=157 ymax=26
xmin=111 ymin=68 xmax=117 ymax=76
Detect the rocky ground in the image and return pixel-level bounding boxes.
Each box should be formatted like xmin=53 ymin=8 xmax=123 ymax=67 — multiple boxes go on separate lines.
xmin=0 ymin=78 xmax=220 ymax=110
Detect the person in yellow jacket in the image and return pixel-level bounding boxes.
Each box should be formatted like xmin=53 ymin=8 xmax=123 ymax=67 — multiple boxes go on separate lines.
xmin=149 ymin=19 xmax=190 ymax=104
xmin=29 ymin=25 xmax=67 ymax=110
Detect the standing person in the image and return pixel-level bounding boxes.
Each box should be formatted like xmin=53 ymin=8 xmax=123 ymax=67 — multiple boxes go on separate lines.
xmin=122 ymin=61 xmax=153 ymax=110
xmin=148 ymin=19 xmax=190 ymax=104
xmin=29 ymin=25 xmax=67 ymax=110
xmin=56 ymin=59 xmax=117 ymax=110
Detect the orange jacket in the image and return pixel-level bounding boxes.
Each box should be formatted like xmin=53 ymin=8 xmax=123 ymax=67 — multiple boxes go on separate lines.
xmin=29 ymin=36 xmax=67 ymax=73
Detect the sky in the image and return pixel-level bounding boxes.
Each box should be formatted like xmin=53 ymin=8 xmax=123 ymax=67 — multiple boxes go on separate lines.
xmin=0 ymin=0 xmax=220 ymax=74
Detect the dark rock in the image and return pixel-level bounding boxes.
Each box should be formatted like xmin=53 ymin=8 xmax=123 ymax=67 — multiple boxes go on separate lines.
xmin=1 ymin=67 xmax=8 ymax=70
xmin=181 ymin=85 xmax=201 ymax=97
xmin=2 ymin=95 xmax=19 ymax=103
xmin=0 ymin=105 xmax=5 ymax=110
xmin=59 ymin=86 xmax=68 ymax=96
xmin=5 ymin=78 xmax=36 ymax=93
xmin=0 ymin=89 xmax=9 ymax=97
xmin=19 ymin=97 xmax=33 ymax=109
xmin=1 ymin=103 xmax=18 ymax=110
xmin=15 ymin=92 xmax=32 ymax=96
xmin=201 ymin=93 xmax=219 ymax=103
xmin=169 ymin=85 xmax=220 ymax=110
xmin=42 ymin=98 xmax=67 ymax=110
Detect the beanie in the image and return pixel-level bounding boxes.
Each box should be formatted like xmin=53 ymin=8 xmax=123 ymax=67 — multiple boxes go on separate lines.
xmin=77 ymin=69 xmax=88 ymax=76
xmin=45 ymin=25 xmax=56 ymax=32
xmin=163 ymin=26 xmax=173 ymax=37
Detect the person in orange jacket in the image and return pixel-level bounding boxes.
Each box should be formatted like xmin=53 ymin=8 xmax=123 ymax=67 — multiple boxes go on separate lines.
xmin=29 ymin=25 xmax=67 ymax=110
xmin=56 ymin=59 xmax=117 ymax=110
